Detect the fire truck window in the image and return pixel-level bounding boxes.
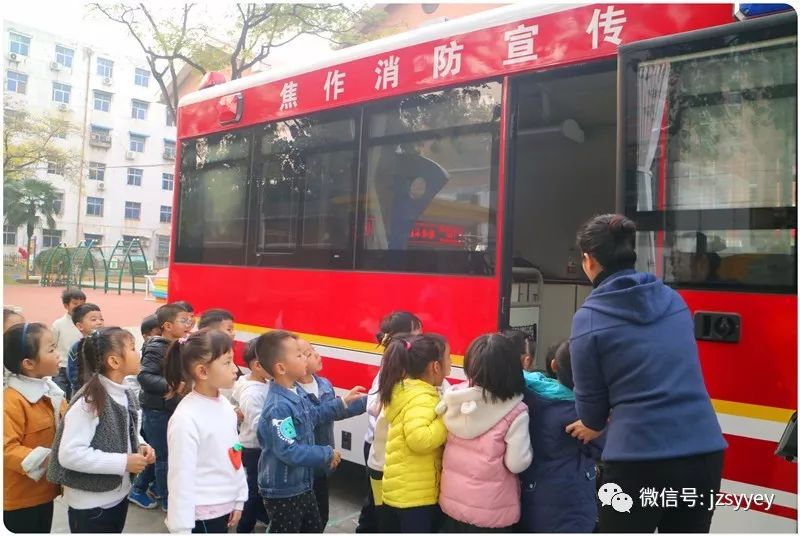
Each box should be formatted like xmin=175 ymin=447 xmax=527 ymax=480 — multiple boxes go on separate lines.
xmin=360 ymin=82 xmax=500 ymax=274
xmin=176 ymin=132 xmax=250 ymax=264
xmin=632 ymin=37 xmax=796 ymax=290
xmin=254 ymin=112 xmax=357 ymax=265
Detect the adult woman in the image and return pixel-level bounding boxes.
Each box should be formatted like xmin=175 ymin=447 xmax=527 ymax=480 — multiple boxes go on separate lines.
xmin=566 ymin=214 xmax=726 ymax=533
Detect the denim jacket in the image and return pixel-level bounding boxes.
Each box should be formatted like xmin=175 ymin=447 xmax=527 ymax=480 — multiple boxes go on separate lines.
xmin=257 ymin=381 xmax=348 ymax=499
xmin=299 ymin=375 xmax=367 ymax=476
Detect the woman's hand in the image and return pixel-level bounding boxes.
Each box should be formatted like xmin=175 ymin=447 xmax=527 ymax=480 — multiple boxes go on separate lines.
xmin=566 ymin=419 xmax=603 ymax=444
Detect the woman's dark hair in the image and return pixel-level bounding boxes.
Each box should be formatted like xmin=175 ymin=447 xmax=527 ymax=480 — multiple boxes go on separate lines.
xmin=465 ymin=334 xmax=524 ymax=402
xmin=3 ymin=322 xmax=48 ymax=374
xmin=576 ymin=214 xmax=637 ymax=271
xmin=554 ymin=340 xmax=574 ymax=390
xmin=378 ymin=333 xmax=447 ymax=406
xmin=375 ymin=311 xmax=422 ymax=347
xmin=164 ymin=328 xmax=233 ymax=395
xmin=79 ymin=327 xmax=135 ymax=412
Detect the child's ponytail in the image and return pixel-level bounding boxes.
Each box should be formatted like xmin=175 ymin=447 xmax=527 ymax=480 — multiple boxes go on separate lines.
xmin=163 ymin=337 xmax=186 ymax=398
xmin=378 ymin=333 xmax=447 ymax=405
xmin=79 ymin=327 xmax=134 ymax=412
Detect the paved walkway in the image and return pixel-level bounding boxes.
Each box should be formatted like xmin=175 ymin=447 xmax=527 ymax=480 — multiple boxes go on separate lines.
xmin=4 ymin=283 xmax=158 ymax=335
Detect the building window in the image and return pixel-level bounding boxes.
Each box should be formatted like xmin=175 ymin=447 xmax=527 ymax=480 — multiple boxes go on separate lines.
xmin=9 ymin=33 xmax=30 ymax=56
xmin=3 ymin=225 xmax=17 ymax=246
xmin=55 ymin=45 xmax=74 ymax=68
xmin=134 ymin=68 xmax=150 ymax=87
xmin=97 ymin=58 xmax=113 ymax=78
xmin=52 ymin=82 xmax=71 ymax=104
xmin=53 ymin=192 xmax=63 ymax=215
xmin=125 ymin=201 xmax=141 ymax=220
xmin=84 ymin=233 xmax=102 ymax=245
xmin=160 ymin=205 xmax=172 ymax=223
xmin=46 ymin=162 xmax=64 ymax=175
xmin=42 ymin=229 xmax=62 ymax=248
xmin=127 ymin=168 xmax=143 ymax=186
xmin=6 ymin=71 xmax=27 ymax=94
xmin=163 ymin=140 xmax=176 ymax=159
xmin=90 ymin=126 xmax=111 ymax=147
xmin=131 ymin=100 xmax=148 ymax=120
xmin=166 ymin=109 xmax=176 ymax=127
xmin=129 ymin=134 xmax=146 ymax=153
xmin=88 ymin=162 xmax=106 ymax=181
xmin=156 ymin=234 xmax=170 ymax=267
xmin=86 ymin=196 xmax=104 ymax=216
xmin=93 ymin=90 xmax=112 ymax=112
xmin=162 ymin=173 xmax=174 ymax=191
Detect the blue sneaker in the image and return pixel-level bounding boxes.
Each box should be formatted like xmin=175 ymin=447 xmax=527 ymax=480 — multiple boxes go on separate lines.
xmin=128 ymin=488 xmax=158 ymax=509
xmin=160 ymin=498 xmax=168 ymax=513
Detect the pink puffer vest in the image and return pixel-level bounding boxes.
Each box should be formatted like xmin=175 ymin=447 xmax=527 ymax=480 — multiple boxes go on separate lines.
xmin=438 ymin=399 xmax=527 ymax=528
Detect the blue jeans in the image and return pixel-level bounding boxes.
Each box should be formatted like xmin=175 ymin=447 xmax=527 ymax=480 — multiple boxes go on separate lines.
xmin=141 ymin=409 xmax=169 ymax=499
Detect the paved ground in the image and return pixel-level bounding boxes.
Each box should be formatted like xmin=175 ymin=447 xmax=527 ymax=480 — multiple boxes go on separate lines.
xmin=50 ymin=461 xmax=366 ymax=533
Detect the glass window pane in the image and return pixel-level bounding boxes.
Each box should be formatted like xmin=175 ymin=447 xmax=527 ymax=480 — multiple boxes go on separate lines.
xmin=636 ymin=229 xmax=795 ymax=288
xmin=636 ymin=38 xmax=796 ymax=212
xmin=177 ymin=132 xmax=250 ymax=263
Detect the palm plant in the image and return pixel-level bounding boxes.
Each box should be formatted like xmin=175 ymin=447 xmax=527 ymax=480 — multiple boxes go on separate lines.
xmin=3 ymin=178 xmax=60 ymax=280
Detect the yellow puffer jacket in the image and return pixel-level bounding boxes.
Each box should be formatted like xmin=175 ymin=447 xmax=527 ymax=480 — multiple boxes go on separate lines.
xmin=382 ymin=378 xmax=448 ymax=509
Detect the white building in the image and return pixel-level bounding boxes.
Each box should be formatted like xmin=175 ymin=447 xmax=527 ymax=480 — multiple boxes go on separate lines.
xmin=3 ymin=21 xmax=176 ymax=269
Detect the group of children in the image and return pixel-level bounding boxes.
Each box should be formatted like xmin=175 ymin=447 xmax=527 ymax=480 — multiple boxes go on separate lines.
xmin=3 ymin=290 xmax=604 ymax=534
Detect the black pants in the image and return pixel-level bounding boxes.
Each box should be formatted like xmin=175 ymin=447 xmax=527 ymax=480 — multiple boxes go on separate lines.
xmin=313 ymin=475 xmax=329 ymax=528
xmin=263 ymin=490 xmax=322 ymax=533
xmin=383 ymin=505 xmax=440 ymax=533
xmin=193 ymin=514 xmax=229 ymax=533
xmin=68 ymin=498 xmax=129 ymax=533
xmin=237 ymin=447 xmax=269 ymax=533
xmin=4 ymin=502 xmax=54 ymax=533
xmin=598 ymin=450 xmax=724 ymax=533
xmin=440 ymin=513 xmax=510 ymax=533
xmin=355 ymin=441 xmax=379 ymax=533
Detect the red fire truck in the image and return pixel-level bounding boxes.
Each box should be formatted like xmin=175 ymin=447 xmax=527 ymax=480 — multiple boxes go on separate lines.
xmin=170 ymin=4 xmax=797 ymax=531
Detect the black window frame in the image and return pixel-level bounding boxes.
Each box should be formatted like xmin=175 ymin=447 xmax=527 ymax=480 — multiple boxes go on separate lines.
xmin=618 ymin=13 xmax=797 ymax=294
xmin=174 ymin=80 xmax=503 ymax=276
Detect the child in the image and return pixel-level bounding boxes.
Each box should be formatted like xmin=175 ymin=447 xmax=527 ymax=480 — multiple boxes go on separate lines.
xmin=518 ymin=340 xmax=603 ymax=533
xmin=46 ymin=327 xmax=155 ymax=533
xmin=501 ymin=329 xmax=536 ymax=372
xmin=3 ymin=307 xmax=24 ymax=332
xmin=378 ymin=333 xmax=450 ymax=533
xmin=135 ymin=303 xmax=193 ymax=512
xmin=297 ymin=337 xmax=367 ymax=529
xmin=66 ymin=303 xmax=104 ymax=394
xmin=3 ymin=323 xmax=67 ymax=533
xmin=231 ymin=339 xmax=272 ymax=533
xmin=255 ymin=330 xmax=365 ymax=533
xmin=198 ymin=309 xmax=244 ymax=408
xmin=51 ymin=287 xmax=86 ymax=399
xmin=164 ymin=329 xmax=247 ymax=533
xmin=437 ymin=334 xmax=532 ymax=531
xmin=356 ymin=311 xmax=423 ymax=533
xmin=141 ymin=314 xmax=162 ymax=344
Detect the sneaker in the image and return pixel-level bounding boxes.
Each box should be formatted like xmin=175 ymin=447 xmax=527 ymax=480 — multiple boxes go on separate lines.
xmin=128 ymin=489 xmax=158 ymax=509
xmin=160 ymin=498 xmax=168 ymax=513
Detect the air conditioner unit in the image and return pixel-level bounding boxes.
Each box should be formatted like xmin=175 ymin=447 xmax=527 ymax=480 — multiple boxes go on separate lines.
xmin=50 ymin=61 xmax=61 ymax=71
xmin=97 ymin=181 xmax=106 ymax=190
xmin=125 ymin=151 xmax=135 ymax=160
xmin=102 ymin=77 xmax=113 ymax=86
xmin=58 ymin=103 xmax=69 ymax=112
xmin=7 ymin=52 xmax=18 ymax=62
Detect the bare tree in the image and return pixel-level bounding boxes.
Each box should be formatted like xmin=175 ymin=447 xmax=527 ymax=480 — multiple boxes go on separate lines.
xmin=89 ymin=3 xmax=383 ymax=119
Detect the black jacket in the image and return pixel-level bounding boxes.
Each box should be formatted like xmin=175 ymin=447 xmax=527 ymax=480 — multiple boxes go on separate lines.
xmin=138 ymin=337 xmax=180 ymax=413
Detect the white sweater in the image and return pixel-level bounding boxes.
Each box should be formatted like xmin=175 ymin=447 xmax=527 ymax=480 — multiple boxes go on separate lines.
xmin=52 ymin=313 xmax=82 ymax=368
xmin=232 ymin=377 xmax=269 ymax=449
xmin=59 ymin=375 xmax=146 ymax=510
xmin=167 ymin=390 xmax=248 ymax=533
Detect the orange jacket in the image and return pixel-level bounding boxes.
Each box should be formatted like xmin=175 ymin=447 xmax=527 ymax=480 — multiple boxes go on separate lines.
xmin=4 ymin=377 xmax=67 ymax=511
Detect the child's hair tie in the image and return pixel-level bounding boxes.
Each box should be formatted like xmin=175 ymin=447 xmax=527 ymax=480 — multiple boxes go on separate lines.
xmin=178 ymin=336 xmax=189 ymax=345
xmin=403 ymin=339 xmax=411 ymax=351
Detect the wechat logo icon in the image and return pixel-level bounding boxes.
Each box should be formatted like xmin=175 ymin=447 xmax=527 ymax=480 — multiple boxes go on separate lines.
xmin=598 ymin=482 xmax=633 ymax=514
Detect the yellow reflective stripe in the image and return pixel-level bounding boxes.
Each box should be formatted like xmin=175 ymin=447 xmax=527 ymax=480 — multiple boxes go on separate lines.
xmin=711 ymin=399 xmax=795 ymax=424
